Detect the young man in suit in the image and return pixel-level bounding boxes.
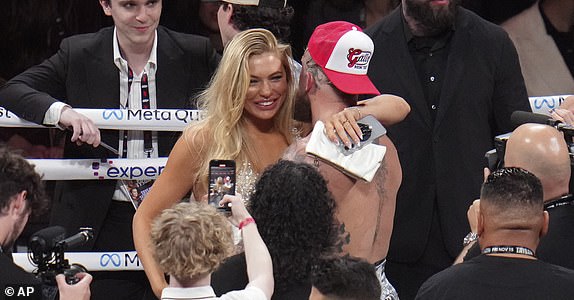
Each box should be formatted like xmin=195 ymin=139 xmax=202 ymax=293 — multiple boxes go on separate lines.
xmin=0 ymin=0 xmax=218 ymax=298
xmin=365 ymin=0 xmax=531 ymax=298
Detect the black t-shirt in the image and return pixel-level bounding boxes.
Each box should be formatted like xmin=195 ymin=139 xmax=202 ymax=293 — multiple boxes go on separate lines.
xmin=416 ymin=255 xmax=574 ymax=299
xmin=464 ymin=197 xmax=574 ymax=271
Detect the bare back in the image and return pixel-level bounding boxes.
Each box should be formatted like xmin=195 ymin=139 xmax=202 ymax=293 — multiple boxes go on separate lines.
xmin=284 ymin=135 xmax=401 ymax=263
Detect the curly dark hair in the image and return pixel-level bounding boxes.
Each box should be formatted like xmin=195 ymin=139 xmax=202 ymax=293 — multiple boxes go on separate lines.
xmin=0 ymin=146 xmax=48 ymax=216
xmin=230 ymin=4 xmax=295 ymax=43
xmin=248 ymin=159 xmax=340 ymax=293
xmin=311 ymin=255 xmax=381 ymax=300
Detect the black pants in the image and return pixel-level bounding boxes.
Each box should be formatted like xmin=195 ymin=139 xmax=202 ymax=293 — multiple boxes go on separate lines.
xmin=91 ymin=201 xmax=157 ymax=300
xmin=385 ymin=207 xmax=453 ymax=300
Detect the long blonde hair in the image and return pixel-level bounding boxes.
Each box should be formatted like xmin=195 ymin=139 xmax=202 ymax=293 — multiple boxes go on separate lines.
xmin=186 ymin=28 xmax=295 ymax=189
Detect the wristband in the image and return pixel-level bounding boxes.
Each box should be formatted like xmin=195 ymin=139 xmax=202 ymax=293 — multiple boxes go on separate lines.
xmin=238 ymin=217 xmax=255 ymax=230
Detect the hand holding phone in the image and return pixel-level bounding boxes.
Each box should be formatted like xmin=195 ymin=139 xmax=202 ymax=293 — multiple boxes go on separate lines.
xmin=339 ymin=115 xmax=387 ymax=155
xmin=208 ymin=160 xmax=236 ymax=211
xmin=220 ymin=194 xmax=251 ymax=227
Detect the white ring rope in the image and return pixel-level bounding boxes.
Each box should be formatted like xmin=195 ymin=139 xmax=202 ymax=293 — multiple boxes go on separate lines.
xmin=0 ymin=107 xmax=202 ymax=131
xmin=13 ymin=251 xmax=143 ymax=272
xmin=28 ymin=158 xmax=168 ymax=180
xmin=4 ymin=96 xmax=570 ymax=274
xmin=529 ymin=95 xmax=571 ymax=115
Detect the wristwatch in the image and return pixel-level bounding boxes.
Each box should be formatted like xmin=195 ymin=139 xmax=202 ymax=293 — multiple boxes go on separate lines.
xmin=463 ymin=232 xmax=479 ymax=247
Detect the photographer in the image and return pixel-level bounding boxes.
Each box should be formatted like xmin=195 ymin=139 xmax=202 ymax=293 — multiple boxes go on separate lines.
xmin=455 ymin=124 xmax=574 ymax=270
xmin=151 ymin=195 xmax=273 ymax=299
xmin=0 ymin=147 xmax=91 ymax=300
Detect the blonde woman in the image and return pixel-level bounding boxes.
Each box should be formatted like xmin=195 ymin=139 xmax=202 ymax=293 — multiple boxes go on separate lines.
xmin=134 ymin=28 xmax=295 ymax=297
xmin=134 ymin=28 xmax=409 ymax=297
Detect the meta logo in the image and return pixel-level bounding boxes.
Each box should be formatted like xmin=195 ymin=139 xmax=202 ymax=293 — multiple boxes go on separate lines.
xmin=347 ymin=48 xmax=371 ymax=70
xmin=100 ymin=109 xmax=201 ymax=124
xmin=102 ymin=109 xmax=124 ymax=121
xmin=100 ymin=253 xmax=121 ymax=267
xmin=99 ymin=253 xmax=141 ymax=268
xmin=532 ymin=96 xmax=564 ymax=110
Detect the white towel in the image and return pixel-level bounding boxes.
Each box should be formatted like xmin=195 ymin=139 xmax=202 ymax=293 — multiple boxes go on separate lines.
xmin=306 ymin=121 xmax=386 ymax=182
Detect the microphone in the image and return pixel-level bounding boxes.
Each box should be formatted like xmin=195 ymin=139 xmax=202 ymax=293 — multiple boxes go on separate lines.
xmin=29 ymin=226 xmax=66 ymax=255
xmin=510 ymin=111 xmax=562 ymax=127
xmin=56 ymin=227 xmax=94 ymax=250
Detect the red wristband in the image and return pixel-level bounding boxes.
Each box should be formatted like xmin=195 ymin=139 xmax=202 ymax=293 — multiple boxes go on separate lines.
xmin=238 ymin=217 xmax=255 ymax=230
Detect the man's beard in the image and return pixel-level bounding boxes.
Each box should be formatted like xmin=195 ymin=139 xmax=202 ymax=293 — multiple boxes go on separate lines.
xmin=404 ymin=0 xmax=459 ymax=36
xmin=294 ymin=90 xmax=312 ymax=123
xmin=3 ymin=213 xmax=28 ymax=252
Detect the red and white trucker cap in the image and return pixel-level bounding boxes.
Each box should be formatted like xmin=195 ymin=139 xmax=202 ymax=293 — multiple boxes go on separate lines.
xmin=307 ymin=21 xmax=380 ymax=95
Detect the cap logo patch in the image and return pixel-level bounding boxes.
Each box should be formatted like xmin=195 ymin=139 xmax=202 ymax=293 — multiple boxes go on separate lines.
xmin=347 ymin=48 xmax=371 ymax=70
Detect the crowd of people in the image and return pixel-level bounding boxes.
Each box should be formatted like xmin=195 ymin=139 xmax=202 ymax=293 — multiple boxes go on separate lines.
xmin=1 ymin=0 xmax=574 ymax=299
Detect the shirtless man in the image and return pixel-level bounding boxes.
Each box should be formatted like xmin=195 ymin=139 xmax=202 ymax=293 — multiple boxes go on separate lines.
xmin=283 ymin=21 xmax=403 ymax=300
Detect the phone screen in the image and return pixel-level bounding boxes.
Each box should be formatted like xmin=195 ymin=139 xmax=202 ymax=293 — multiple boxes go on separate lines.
xmin=208 ymin=160 xmax=236 ymax=211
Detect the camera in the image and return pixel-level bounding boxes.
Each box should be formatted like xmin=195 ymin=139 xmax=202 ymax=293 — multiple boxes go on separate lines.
xmin=486 ymin=124 xmax=574 ymax=171
xmin=484 ymin=133 xmax=511 ymax=171
xmin=28 ymin=226 xmax=93 ymax=285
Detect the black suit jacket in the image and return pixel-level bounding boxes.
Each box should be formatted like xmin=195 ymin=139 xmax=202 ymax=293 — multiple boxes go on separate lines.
xmin=366 ymin=7 xmax=531 ymax=261
xmin=0 ymin=26 xmax=217 ymax=249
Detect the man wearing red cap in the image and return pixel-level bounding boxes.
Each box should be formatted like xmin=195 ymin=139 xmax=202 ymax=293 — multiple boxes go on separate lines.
xmin=284 ymin=21 xmax=403 ymax=300
xmin=364 ymin=0 xmax=531 ymax=298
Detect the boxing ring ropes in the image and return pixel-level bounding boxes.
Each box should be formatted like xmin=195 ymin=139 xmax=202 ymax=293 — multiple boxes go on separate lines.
xmin=0 ymin=94 xmax=569 ymax=272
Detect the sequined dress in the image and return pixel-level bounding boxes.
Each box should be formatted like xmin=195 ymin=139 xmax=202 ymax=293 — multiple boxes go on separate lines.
xmin=235 ymin=161 xmax=259 ymax=205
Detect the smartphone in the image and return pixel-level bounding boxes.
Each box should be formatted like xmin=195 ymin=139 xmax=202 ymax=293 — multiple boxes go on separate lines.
xmin=339 ymin=115 xmax=387 ymax=155
xmin=208 ymin=160 xmax=236 ymax=211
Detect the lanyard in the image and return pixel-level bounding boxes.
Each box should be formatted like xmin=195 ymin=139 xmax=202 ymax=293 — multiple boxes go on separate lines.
xmin=482 ymin=245 xmax=535 ymax=257
xmin=544 ymin=194 xmax=574 ymax=210
xmin=122 ymin=67 xmax=153 ymax=158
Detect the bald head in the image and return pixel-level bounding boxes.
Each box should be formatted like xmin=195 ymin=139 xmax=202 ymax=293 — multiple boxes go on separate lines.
xmin=504 ymin=124 xmax=570 ymax=201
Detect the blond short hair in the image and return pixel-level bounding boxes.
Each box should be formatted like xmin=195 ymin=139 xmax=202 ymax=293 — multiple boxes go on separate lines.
xmin=151 ymin=202 xmax=234 ymax=281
